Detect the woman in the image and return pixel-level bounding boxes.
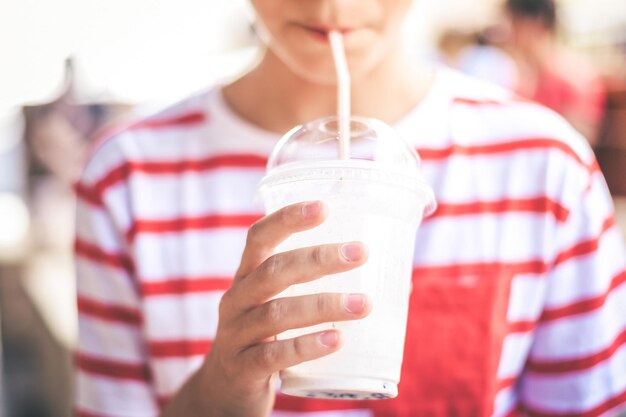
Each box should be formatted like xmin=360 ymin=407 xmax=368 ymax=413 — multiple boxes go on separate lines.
xmin=74 ymin=1 xmax=626 ymax=416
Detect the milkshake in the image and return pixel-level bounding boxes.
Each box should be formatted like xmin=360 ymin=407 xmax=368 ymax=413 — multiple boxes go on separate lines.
xmin=258 ymin=116 xmax=436 ymax=399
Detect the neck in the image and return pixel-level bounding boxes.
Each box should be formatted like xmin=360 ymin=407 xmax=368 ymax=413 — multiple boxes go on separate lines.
xmin=223 ymin=43 xmax=433 ymax=133
xmin=519 ymin=35 xmax=557 ymax=67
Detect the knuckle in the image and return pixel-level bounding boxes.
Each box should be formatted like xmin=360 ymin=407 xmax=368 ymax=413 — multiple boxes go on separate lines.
xmin=292 ymin=336 xmax=307 ymax=359
xmin=262 ymin=299 xmax=283 ymax=326
xmin=316 ymin=294 xmax=331 ymax=317
xmin=262 ymin=254 xmax=281 ymax=280
xmin=218 ymin=289 xmax=233 ymax=316
xmin=259 ymin=344 xmax=277 ymax=369
xmin=246 ymin=221 xmax=262 ymax=244
xmin=278 ymin=205 xmax=292 ymax=224
xmin=310 ymin=246 xmax=325 ymax=266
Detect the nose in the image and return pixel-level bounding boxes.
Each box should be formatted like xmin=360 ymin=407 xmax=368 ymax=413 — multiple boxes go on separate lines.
xmin=314 ymin=0 xmax=359 ymax=26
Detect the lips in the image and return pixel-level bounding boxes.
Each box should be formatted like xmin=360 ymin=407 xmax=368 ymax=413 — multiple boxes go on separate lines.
xmin=296 ymin=24 xmax=355 ymax=42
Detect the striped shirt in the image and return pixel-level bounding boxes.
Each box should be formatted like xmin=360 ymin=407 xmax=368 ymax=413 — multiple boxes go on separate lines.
xmin=74 ymin=69 xmax=626 ymax=417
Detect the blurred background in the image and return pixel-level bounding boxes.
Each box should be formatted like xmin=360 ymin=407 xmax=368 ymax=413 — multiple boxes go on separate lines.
xmin=0 ymin=0 xmax=625 ymax=415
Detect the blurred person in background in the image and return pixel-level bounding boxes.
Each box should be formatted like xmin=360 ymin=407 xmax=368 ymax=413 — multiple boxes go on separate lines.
xmin=73 ymin=0 xmax=626 ymax=416
xmin=504 ymin=0 xmax=607 ymax=144
xmin=436 ymin=28 xmax=518 ymax=90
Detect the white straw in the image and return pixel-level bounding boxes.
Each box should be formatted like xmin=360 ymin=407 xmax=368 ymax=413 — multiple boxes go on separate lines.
xmin=329 ymin=31 xmax=351 ymax=160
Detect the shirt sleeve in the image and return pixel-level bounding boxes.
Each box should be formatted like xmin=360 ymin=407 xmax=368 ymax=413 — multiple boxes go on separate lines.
xmin=74 ymin=143 xmax=159 ymax=417
xmin=518 ymin=160 xmax=626 ymax=416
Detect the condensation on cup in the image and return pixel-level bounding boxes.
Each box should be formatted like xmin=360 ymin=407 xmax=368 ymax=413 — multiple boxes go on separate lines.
xmin=258 ymin=116 xmax=436 ymax=400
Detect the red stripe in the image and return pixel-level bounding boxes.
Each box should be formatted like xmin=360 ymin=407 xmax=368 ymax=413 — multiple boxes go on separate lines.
xmin=141 ymin=277 xmax=233 ymax=296
xmin=497 ymin=376 xmax=518 ymax=392
xmin=126 ymin=197 xmax=568 ymax=242
xmin=76 ymin=353 xmax=151 ymax=381
xmin=553 ymin=216 xmax=616 ymax=267
xmin=126 ymin=213 xmax=262 ymax=241
xmin=77 ymin=296 xmax=142 ymax=325
xmin=75 ymin=182 xmax=103 ymax=206
xmin=410 ymin=219 xmax=616 ymax=292
xmin=89 ymin=111 xmax=207 ymax=149
xmin=142 ymin=260 xmax=538 ymax=299
xmin=122 ymin=154 xmax=267 ymax=173
xmin=540 ymin=270 xmax=626 ymax=322
xmin=417 ymin=138 xmax=599 ymax=175
xmin=149 ymin=339 xmax=213 ymax=357
xmin=274 ymin=394 xmax=369 ymax=412
xmin=77 ymin=154 xmax=268 ymax=208
xmin=508 ymin=320 xmax=535 ymax=334
xmin=145 ymin=264 xmax=539 ymax=299
xmin=75 ymin=238 xmax=135 ymax=274
xmin=527 ymin=327 xmax=626 ymax=374
xmin=432 ymin=196 xmax=570 ymax=223
xmin=90 ymin=163 xmax=131 ymax=207
xmin=522 ymin=386 xmax=626 ymax=417
xmin=131 ymin=112 xmax=206 ymax=130
xmin=453 ymin=97 xmax=515 ymax=106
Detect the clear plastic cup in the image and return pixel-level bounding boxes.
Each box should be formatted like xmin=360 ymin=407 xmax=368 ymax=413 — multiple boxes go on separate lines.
xmin=258 ymin=116 xmax=436 ymax=400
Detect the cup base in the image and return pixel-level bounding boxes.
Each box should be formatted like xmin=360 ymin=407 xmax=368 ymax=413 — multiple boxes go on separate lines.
xmin=280 ymin=375 xmax=398 ymax=400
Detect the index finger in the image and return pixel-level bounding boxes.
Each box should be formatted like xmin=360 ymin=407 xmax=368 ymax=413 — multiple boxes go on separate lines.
xmin=236 ymin=201 xmax=327 ymax=279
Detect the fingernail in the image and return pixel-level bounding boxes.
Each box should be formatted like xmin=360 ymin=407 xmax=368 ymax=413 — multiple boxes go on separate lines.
xmin=302 ymin=202 xmax=321 ymax=219
xmin=340 ymin=243 xmax=363 ymax=262
xmin=319 ymin=330 xmax=339 ymax=348
xmin=343 ymin=294 xmax=366 ymax=314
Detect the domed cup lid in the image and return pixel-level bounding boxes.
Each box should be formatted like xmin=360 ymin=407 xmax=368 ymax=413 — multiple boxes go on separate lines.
xmin=264 ymin=116 xmax=436 ymax=216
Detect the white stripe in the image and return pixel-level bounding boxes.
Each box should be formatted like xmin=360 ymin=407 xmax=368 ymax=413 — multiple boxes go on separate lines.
xmin=492 ymin=387 xmax=518 ymax=417
xmin=120 ymin=124 xmax=276 ymax=163
xmin=520 ymin=344 xmax=626 ymax=413
xmin=415 ymin=213 xmax=555 ymax=266
xmin=143 ymin=292 xmax=224 ymax=340
xmin=76 ymin=258 xmax=139 ymax=307
xmin=530 ymin=283 xmax=626 ymax=361
xmin=129 ymin=169 xmax=265 ymax=218
xmin=76 ymin=200 xmax=129 ymax=253
xmin=151 ymin=356 xmax=204 ymax=397
xmin=544 ymin=228 xmax=625 ymax=309
xmin=507 ymin=274 xmax=546 ymax=322
xmin=76 ymin=370 xmax=158 ymax=417
xmin=103 ymin=183 xmax=135 ymax=233
xmin=420 ymin=151 xmax=584 ymax=208
xmin=497 ymin=332 xmax=534 ymax=379
xmin=553 ymin=176 xmax=615 ymax=253
xmin=82 ymin=136 xmax=129 ymax=186
xmin=134 ymin=229 xmax=247 ymax=280
xmin=126 ymin=128 xmax=212 ymax=160
xmin=450 ymin=98 xmax=593 ymax=166
xmin=78 ymin=316 xmax=146 ymax=363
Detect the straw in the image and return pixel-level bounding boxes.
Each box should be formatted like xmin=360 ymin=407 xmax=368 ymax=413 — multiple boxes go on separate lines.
xmin=329 ymin=30 xmax=351 ymax=160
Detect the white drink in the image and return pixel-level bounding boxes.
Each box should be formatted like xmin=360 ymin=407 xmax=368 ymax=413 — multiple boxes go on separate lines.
xmin=260 ymin=158 xmax=434 ymax=400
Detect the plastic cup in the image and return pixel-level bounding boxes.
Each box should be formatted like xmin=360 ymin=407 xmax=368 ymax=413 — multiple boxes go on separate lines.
xmin=258 ymin=116 xmax=436 ymax=400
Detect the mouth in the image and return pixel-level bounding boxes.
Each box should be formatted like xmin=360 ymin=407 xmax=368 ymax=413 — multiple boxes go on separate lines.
xmin=295 ymin=24 xmax=356 ymax=42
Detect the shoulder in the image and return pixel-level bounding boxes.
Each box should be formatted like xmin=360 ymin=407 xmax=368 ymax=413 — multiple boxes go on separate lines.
xmin=75 ymin=88 xmax=216 ymax=212
xmin=79 ymin=89 xmax=213 ymax=187
xmin=434 ymin=69 xmax=600 ymax=209
xmin=441 ymin=68 xmax=596 ymax=168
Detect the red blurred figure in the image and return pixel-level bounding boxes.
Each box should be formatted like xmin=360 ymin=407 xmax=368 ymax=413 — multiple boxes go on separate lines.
xmin=505 ymin=0 xmax=606 ymax=144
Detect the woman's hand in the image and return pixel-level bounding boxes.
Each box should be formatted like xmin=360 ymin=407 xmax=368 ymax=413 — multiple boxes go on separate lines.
xmin=163 ymin=201 xmax=370 ymax=417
